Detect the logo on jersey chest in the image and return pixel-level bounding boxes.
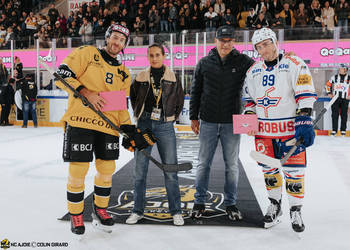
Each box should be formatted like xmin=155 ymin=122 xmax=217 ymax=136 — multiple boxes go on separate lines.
xmin=335 ymin=84 xmax=347 ymax=91
xmin=256 ymin=87 xmax=281 ymax=118
xmin=252 ymin=68 xmax=262 ymax=74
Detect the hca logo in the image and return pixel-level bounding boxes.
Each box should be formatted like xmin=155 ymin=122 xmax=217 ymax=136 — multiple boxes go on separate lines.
xmin=108 ymin=185 xmax=225 ymax=221
xmin=1 ymin=238 xmax=10 ymax=249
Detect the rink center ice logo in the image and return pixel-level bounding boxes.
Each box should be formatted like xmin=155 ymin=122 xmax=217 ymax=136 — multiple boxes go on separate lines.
xmin=108 ymin=185 xmax=225 ymax=221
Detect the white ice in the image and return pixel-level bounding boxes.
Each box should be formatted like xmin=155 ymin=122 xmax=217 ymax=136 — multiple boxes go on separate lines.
xmin=1 ymin=126 xmax=350 ymax=250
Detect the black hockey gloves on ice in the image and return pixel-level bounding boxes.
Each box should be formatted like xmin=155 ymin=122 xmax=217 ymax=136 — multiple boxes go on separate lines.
xmin=120 ymin=125 xmax=156 ymax=152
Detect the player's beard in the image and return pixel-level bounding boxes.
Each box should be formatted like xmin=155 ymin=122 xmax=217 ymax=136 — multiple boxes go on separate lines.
xmin=106 ymin=43 xmax=123 ymax=57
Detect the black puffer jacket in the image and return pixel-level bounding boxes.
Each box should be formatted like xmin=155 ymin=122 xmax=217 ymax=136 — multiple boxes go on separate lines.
xmin=190 ymin=47 xmax=254 ymax=123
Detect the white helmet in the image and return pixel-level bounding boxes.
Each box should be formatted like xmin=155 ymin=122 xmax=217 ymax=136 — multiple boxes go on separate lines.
xmin=252 ymin=28 xmax=277 ymax=49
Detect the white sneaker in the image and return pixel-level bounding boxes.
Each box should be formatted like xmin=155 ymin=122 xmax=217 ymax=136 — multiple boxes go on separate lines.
xmin=126 ymin=213 xmax=143 ymax=225
xmin=173 ymin=214 xmax=184 ymax=226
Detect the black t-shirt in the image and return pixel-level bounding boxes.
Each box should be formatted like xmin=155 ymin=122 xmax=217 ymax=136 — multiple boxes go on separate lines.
xmin=144 ymin=66 xmax=164 ymax=113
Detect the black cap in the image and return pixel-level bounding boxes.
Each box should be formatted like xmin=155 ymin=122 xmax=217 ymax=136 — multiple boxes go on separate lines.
xmin=216 ymin=25 xmax=235 ymax=39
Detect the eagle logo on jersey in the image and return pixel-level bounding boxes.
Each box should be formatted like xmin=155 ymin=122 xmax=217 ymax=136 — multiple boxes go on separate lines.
xmin=256 ymin=87 xmax=281 ymax=118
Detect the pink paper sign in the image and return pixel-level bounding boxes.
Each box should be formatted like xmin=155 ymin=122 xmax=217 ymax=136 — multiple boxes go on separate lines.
xmin=99 ymin=91 xmax=127 ymax=112
xmin=233 ymin=114 xmax=258 ymax=134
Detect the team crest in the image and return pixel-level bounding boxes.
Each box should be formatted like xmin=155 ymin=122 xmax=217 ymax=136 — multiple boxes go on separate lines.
xmin=256 ymin=87 xmax=281 ymax=118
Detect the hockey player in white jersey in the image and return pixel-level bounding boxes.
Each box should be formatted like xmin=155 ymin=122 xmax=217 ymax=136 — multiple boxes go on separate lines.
xmin=243 ymin=28 xmax=317 ymax=232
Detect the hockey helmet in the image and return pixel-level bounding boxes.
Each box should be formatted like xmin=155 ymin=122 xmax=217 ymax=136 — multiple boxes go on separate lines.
xmin=105 ymin=23 xmax=130 ymax=46
xmin=252 ymin=28 xmax=277 ymax=49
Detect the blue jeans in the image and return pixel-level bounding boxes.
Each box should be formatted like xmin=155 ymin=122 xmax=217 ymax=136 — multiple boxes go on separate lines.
xmin=132 ymin=112 xmax=181 ymax=216
xmin=169 ymin=21 xmax=176 ymax=32
xmin=160 ymin=20 xmax=168 ymax=32
xmin=23 ymin=101 xmax=37 ymax=126
xmin=338 ymin=19 xmax=348 ymax=33
xmin=195 ymin=120 xmax=241 ymax=206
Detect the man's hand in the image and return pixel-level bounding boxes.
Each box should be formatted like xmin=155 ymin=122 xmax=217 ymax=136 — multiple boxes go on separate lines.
xmin=247 ymin=130 xmax=257 ymax=136
xmin=191 ymin=120 xmax=200 ymax=135
xmin=328 ymin=93 xmax=334 ymax=98
xmin=79 ymin=88 xmax=106 ymax=111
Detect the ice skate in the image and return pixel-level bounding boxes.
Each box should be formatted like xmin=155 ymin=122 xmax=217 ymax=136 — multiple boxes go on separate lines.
xmin=70 ymin=213 xmax=85 ymax=240
xmin=191 ymin=204 xmax=205 ymax=219
xmin=264 ymin=198 xmax=282 ymax=229
xmin=91 ymin=204 xmax=115 ymax=233
xmin=290 ymin=205 xmax=305 ymax=233
xmin=226 ymin=205 xmax=243 ymax=221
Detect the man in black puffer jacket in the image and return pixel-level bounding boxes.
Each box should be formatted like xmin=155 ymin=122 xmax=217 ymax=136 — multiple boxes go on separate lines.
xmin=190 ymin=25 xmax=254 ymax=220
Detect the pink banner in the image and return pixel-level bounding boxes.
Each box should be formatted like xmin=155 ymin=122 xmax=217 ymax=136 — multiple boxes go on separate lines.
xmin=0 ymin=40 xmax=349 ymax=69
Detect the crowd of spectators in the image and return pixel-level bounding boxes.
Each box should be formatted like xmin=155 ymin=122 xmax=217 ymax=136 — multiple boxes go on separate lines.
xmin=0 ymin=0 xmax=349 ymax=49
xmin=245 ymin=0 xmax=350 ymax=37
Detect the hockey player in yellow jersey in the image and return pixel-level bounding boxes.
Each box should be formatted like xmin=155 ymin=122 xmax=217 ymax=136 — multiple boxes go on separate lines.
xmin=56 ymin=23 xmax=156 ymax=237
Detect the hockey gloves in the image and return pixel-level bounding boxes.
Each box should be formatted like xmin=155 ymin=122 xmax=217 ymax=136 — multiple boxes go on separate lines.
xmin=294 ymin=115 xmax=315 ymax=148
xmin=120 ymin=125 xmax=156 ymax=152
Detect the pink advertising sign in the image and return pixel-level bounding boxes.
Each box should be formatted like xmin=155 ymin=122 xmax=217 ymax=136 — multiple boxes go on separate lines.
xmin=0 ymin=40 xmax=349 ymax=69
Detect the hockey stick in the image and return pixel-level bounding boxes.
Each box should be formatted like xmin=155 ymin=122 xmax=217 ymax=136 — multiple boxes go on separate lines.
xmin=250 ymin=92 xmax=339 ymax=168
xmin=39 ymin=58 xmax=192 ymax=172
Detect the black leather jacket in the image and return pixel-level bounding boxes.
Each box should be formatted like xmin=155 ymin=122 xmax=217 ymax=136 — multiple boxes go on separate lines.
xmin=190 ymin=47 xmax=254 ymax=123
xmin=130 ymin=65 xmax=184 ymax=122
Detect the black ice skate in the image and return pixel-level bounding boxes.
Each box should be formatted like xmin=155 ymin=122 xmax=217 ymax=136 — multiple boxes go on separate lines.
xmin=226 ymin=205 xmax=243 ymax=221
xmin=91 ymin=204 xmax=115 ymax=233
xmin=290 ymin=205 xmax=305 ymax=233
xmin=264 ymin=198 xmax=282 ymax=229
xmin=191 ymin=204 xmax=205 ymax=219
xmin=70 ymin=213 xmax=85 ymax=239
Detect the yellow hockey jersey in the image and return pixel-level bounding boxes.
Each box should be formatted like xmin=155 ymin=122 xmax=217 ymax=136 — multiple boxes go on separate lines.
xmin=56 ymin=45 xmax=131 ymax=136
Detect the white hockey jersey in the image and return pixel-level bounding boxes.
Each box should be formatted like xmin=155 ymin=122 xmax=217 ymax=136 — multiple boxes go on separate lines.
xmin=243 ymin=55 xmax=317 ymax=139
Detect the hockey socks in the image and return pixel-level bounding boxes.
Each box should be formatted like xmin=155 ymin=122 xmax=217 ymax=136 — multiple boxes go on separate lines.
xmin=67 ymin=162 xmax=89 ymax=215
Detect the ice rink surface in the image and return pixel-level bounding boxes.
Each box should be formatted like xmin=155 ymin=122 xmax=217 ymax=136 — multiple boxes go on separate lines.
xmin=1 ymin=126 xmax=350 ymax=250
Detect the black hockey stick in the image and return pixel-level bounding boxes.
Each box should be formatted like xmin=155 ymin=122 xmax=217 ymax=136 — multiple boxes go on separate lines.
xmin=250 ymin=92 xmax=339 ymax=168
xmin=39 ymin=58 xmax=192 ymax=172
